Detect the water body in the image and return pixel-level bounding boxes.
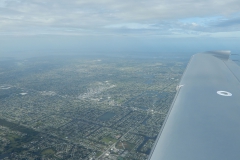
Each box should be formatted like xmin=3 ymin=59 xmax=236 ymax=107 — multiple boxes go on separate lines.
xmin=0 ymin=94 xmax=10 ymax=99
xmin=136 ymin=134 xmax=156 ymax=155
xmin=98 ymin=112 xmax=115 ymax=121
xmin=142 ymin=116 xmax=150 ymax=125
xmin=0 ymin=118 xmax=39 ymax=159
xmin=145 ymin=75 xmax=155 ymax=85
xmin=139 ymin=106 xmax=148 ymax=110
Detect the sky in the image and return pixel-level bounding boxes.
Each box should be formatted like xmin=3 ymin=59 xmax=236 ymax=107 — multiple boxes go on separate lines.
xmin=0 ymin=0 xmax=240 ymax=57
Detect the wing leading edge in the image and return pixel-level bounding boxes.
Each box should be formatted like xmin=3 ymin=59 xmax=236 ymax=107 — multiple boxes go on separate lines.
xmin=148 ymin=51 xmax=240 ymax=160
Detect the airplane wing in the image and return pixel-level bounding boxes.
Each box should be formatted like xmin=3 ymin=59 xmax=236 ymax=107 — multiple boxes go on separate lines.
xmin=148 ymin=51 xmax=240 ymax=160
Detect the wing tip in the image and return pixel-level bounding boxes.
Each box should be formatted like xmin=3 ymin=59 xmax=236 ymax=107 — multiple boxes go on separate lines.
xmin=199 ymin=50 xmax=231 ymax=60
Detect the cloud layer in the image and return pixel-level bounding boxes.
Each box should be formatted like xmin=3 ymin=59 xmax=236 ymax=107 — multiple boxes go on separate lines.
xmin=1 ymin=0 xmax=240 ymax=36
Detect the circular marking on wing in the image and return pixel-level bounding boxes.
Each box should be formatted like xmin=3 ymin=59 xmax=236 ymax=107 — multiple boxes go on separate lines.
xmin=217 ymin=91 xmax=232 ymax=96
xmin=176 ymin=85 xmax=184 ymax=91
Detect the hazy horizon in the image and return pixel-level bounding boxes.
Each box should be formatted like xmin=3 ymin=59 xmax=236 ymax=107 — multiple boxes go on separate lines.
xmin=1 ymin=35 xmax=239 ymax=59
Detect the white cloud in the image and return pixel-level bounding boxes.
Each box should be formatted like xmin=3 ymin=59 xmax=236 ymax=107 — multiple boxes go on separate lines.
xmin=0 ymin=0 xmax=7 ymax=7
xmin=104 ymin=23 xmax=157 ymax=29
xmin=0 ymin=0 xmax=240 ymax=37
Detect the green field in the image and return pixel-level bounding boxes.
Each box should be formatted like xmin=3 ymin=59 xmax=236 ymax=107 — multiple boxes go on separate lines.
xmin=116 ymin=141 xmax=135 ymax=151
xmin=101 ymin=136 xmax=117 ymax=144
xmin=41 ymin=148 xmax=55 ymax=156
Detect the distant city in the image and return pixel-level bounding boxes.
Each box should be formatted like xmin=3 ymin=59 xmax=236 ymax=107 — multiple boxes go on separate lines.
xmin=0 ymin=54 xmax=188 ymax=159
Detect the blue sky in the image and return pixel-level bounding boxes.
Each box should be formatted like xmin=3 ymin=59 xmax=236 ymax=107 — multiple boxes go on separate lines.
xmin=0 ymin=0 xmax=240 ymax=57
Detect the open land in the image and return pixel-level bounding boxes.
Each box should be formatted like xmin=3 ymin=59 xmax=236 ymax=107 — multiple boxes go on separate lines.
xmin=0 ymin=54 xmax=188 ymax=159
